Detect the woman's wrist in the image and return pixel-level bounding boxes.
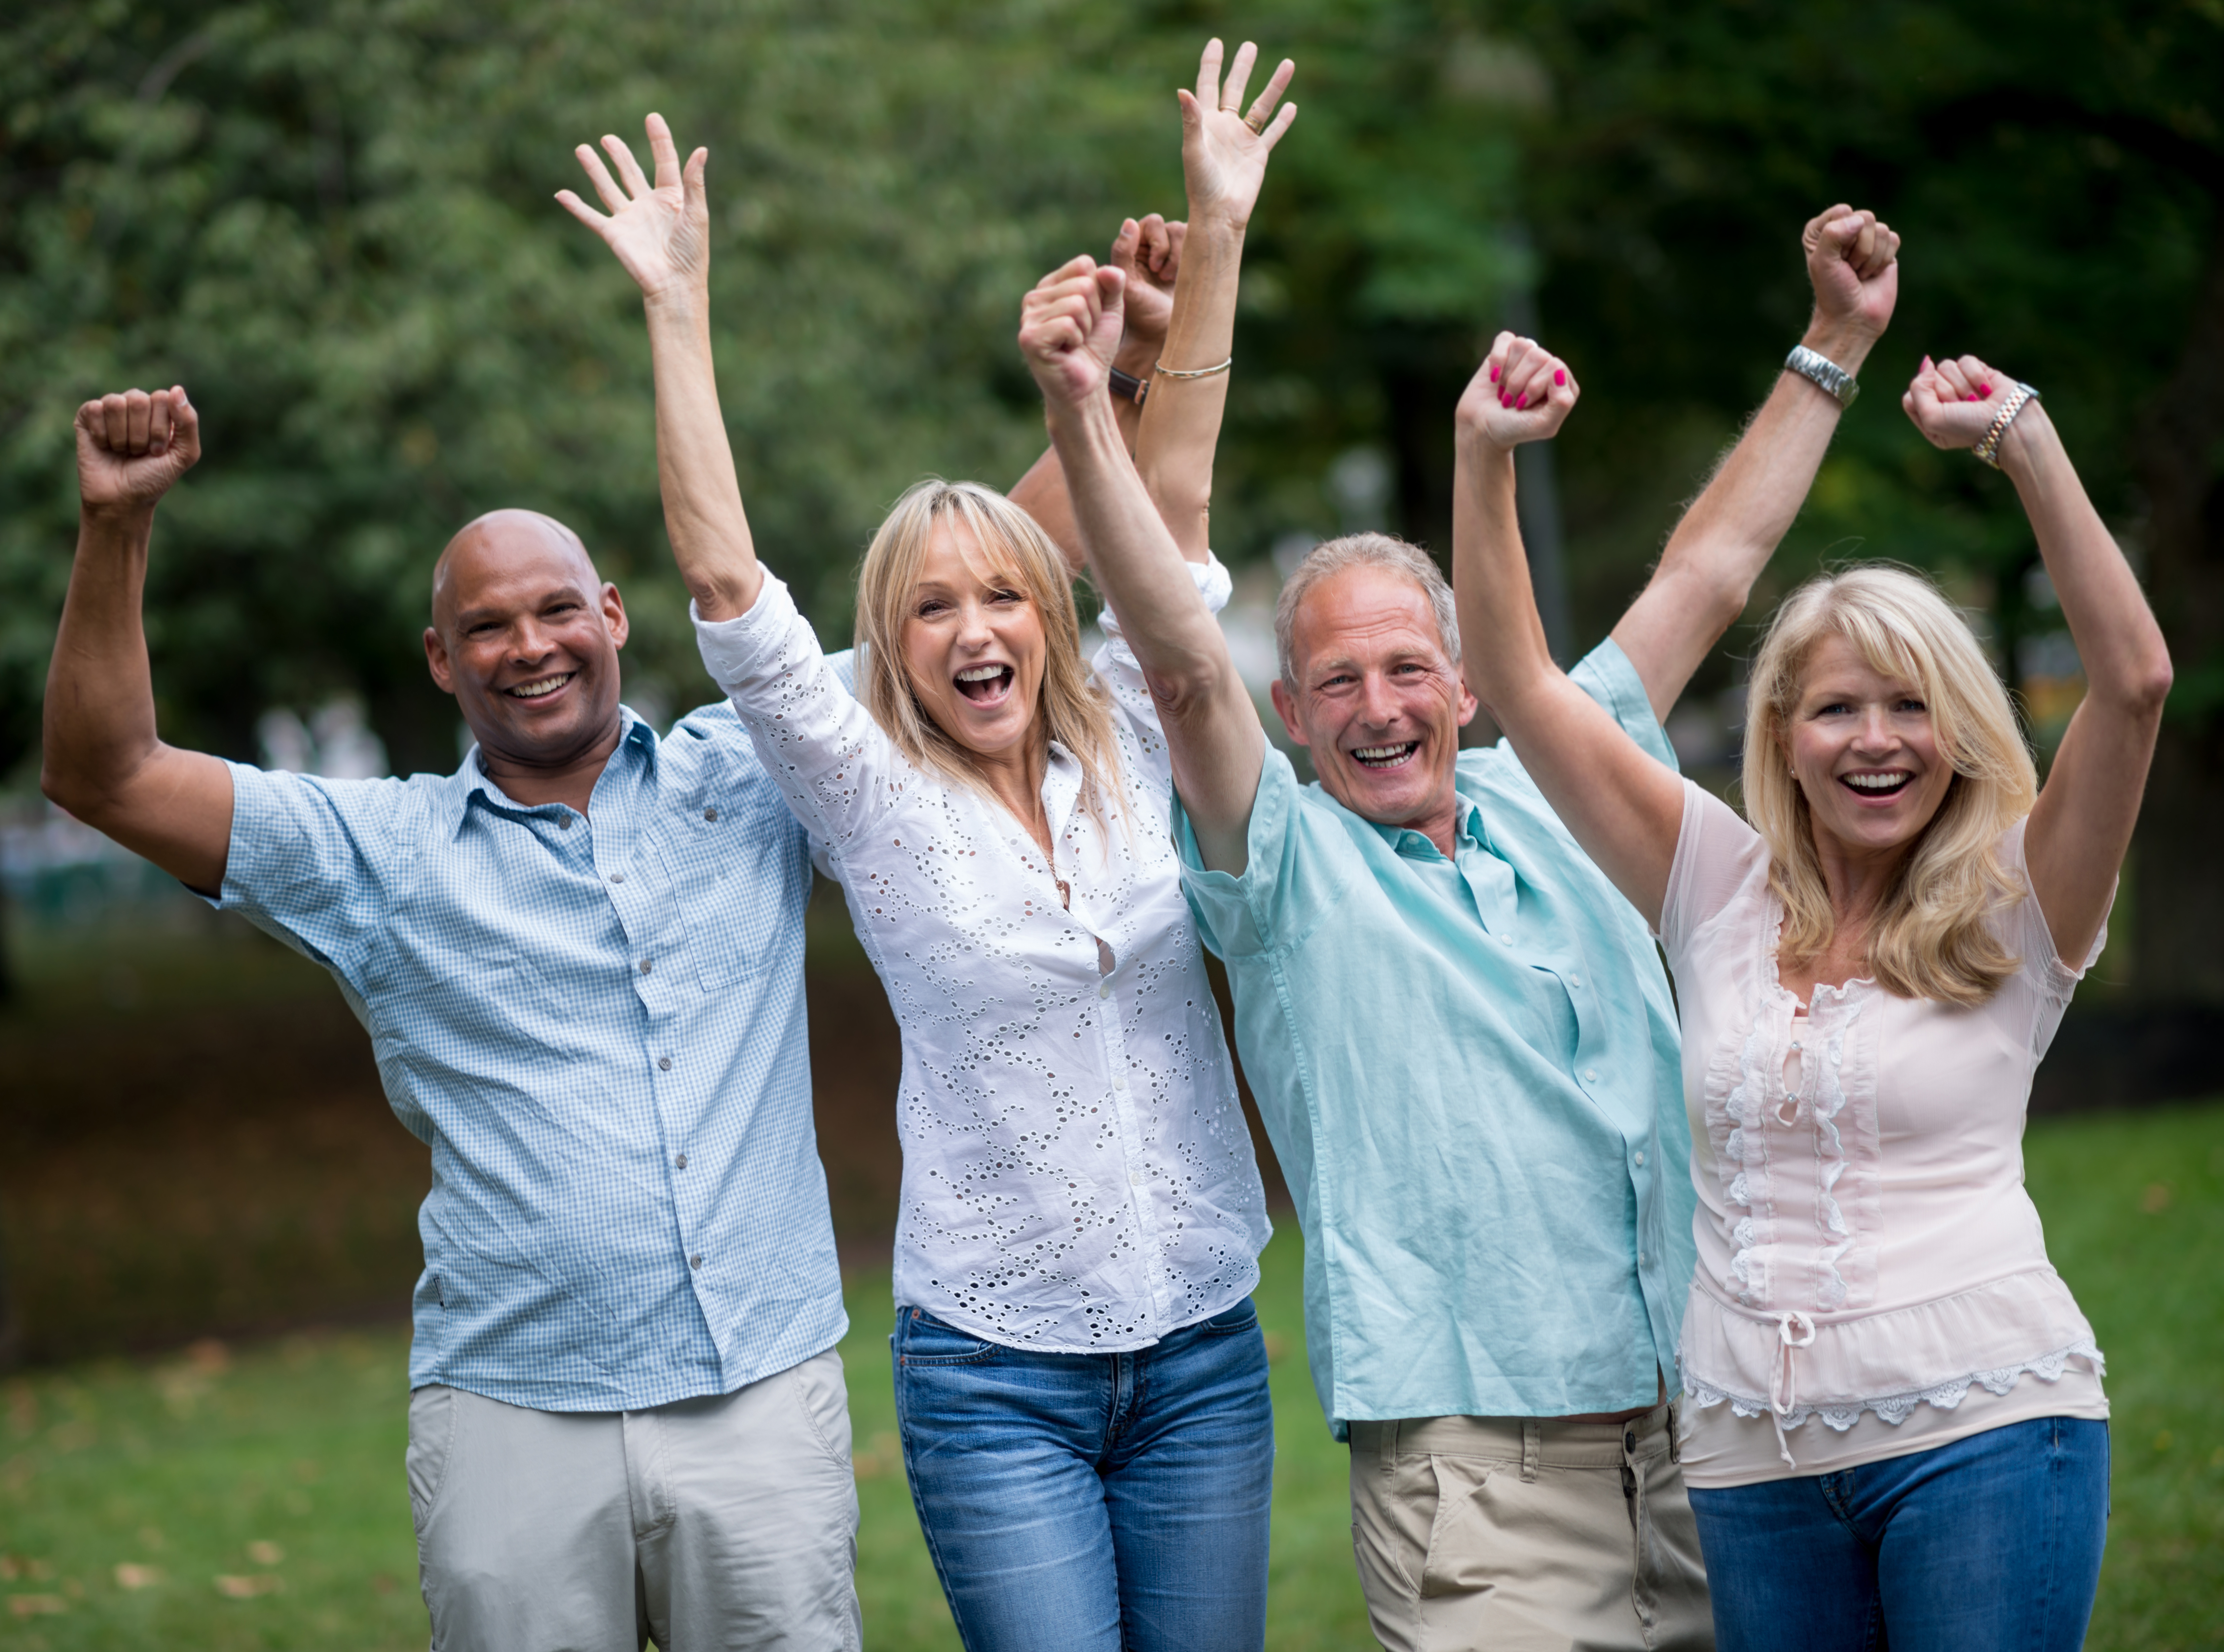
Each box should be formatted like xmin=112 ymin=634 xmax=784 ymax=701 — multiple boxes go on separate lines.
xmin=1994 ymin=399 xmax=2059 ymax=482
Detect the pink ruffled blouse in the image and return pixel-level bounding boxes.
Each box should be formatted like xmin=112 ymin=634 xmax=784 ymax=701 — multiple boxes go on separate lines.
xmin=1660 ymin=782 xmax=2109 ymax=1487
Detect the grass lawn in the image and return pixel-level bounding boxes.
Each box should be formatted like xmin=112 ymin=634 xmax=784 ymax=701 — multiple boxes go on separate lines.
xmin=5 ymin=1102 xmax=2220 ymax=1649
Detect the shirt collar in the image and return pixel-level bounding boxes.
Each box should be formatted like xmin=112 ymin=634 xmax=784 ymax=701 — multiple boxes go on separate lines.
xmin=1367 ymin=795 xmax=1488 ymax=862
xmin=438 ymin=706 xmax=657 ymax=839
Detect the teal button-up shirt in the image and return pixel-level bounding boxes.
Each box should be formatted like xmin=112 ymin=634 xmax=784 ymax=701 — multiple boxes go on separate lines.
xmin=1174 ymin=640 xmax=1696 ymax=1434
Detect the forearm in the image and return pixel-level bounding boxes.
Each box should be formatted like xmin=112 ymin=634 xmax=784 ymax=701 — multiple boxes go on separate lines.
xmin=1009 ymin=334 xmax=1155 ymax=577
xmin=1050 ymin=394 xmax=1224 ymax=679
xmin=1133 ymin=217 xmax=1241 ymax=563
xmin=43 ymin=508 xmax=164 ymax=809
xmin=2002 ymin=408 xmax=2172 ymax=711
xmin=643 ymin=292 xmax=763 ymax=620
xmin=1452 ymin=439 xmax=1558 ymax=717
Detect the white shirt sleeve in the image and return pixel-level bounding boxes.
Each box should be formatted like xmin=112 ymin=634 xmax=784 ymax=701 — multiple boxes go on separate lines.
xmin=693 ymin=573 xmax=905 ymax=850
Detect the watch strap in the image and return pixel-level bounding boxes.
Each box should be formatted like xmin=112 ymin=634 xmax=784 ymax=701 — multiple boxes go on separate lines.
xmin=1784 ymin=344 xmax=1859 ymax=408
xmin=1108 ymin=366 xmax=1150 ymax=407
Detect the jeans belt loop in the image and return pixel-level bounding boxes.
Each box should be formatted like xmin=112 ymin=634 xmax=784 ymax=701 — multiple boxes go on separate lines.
xmin=1521 ymin=1418 xmax=1541 ymax=1483
xmin=1382 ymin=1418 xmax=1400 ymax=1474
xmin=1668 ymin=1397 xmax=1682 ymax=1465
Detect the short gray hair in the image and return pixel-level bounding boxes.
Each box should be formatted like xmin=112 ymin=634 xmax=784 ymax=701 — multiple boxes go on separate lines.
xmin=1273 ymin=533 xmax=1462 ymax=686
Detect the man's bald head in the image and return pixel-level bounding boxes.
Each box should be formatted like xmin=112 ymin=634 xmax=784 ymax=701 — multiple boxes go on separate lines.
xmin=431 ymin=509 xmax=601 ymax=637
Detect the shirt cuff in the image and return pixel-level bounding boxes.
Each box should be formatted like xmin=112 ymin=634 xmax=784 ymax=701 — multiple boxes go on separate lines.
xmin=692 ymin=572 xmax=796 ymax=691
xmin=1098 ymin=552 xmax=1232 ymax=643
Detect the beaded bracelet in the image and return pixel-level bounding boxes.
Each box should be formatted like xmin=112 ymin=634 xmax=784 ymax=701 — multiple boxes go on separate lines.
xmin=1973 ymin=381 xmax=2040 ymax=469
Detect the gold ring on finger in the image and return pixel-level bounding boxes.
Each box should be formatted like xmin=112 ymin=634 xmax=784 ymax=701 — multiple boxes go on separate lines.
xmin=1243 ymin=112 xmax=1266 ymax=135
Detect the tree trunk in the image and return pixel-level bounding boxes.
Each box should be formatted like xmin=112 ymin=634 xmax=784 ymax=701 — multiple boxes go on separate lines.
xmin=2133 ymin=235 xmax=2224 ymax=1002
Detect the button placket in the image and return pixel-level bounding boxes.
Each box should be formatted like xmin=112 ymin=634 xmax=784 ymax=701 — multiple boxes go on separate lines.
xmin=1092 ymin=975 xmax=1165 ymax=1332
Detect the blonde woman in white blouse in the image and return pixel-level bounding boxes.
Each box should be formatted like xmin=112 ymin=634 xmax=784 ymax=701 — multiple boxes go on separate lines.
xmin=1447 ymin=327 xmax=2168 ymax=1652
xmin=559 ymin=47 xmax=1297 ymax=1652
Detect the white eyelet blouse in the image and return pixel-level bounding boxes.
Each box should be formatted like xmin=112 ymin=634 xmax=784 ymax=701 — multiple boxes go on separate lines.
xmin=1660 ymin=781 xmax=2109 ymax=1487
xmin=694 ymin=561 xmax=1270 ymax=1353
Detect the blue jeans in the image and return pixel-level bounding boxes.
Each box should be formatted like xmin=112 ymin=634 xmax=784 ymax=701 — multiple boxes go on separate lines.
xmin=892 ymin=1298 xmax=1274 ymax=1652
xmin=1688 ymin=1416 xmax=2109 ymax=1652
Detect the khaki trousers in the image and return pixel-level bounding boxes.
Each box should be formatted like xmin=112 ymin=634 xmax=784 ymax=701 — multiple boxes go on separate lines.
xmin=1348 ymin=1404 xmax=1712 ymax=1652
xmin=407 ymin=1348 xmax=861 ymax=1651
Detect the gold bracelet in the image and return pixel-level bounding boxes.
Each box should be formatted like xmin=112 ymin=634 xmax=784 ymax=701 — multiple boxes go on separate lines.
xmin=1972 ymin=381 xmax=2040 ymax=470
xmin=1152 ymin=356 xmax=1233 ymax=379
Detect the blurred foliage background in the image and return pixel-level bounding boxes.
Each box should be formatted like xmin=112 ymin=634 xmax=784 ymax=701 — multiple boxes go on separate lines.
xmin=3 ymin=0 xmax=2221 ymax=994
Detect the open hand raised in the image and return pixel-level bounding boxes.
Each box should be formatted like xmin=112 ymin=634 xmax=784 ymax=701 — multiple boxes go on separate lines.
xmin=76 ymin=386 xmax=201 ymax=514
xmin=1457 ymin=333 xmax=1579 ymax=451
xmin=1019 ymin=256 xmax=1126 ymax=410
xmin=557 ymin=113 xmax=708 ymax=302
xmin=1179 ymin=39 xmax=1297 ymax=231
xmin=1802 ymin=204 xmax=1900 ymax=347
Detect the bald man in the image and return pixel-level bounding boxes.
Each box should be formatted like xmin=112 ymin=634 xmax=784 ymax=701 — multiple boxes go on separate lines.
xmin=43 ymin=387 xmax=862 ymax=1650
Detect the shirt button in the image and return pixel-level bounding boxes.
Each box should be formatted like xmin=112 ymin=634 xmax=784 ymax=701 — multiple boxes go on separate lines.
xmin=1129 ymin=1170 xmax=1145 ymax=1189
xmin=658 ymin=1055 xmax=673 ymax=1071
xmin=690 ymin=1254 xmax=703 ymax=1269
xmin=1569 ymin=974 xmax=1583 ymax=988
xmin=1634 ymin=1150 xmax=1645 ymax=1166
xmin=609 ymin=870 xmax=625 ymax=884
xmin=1584 ymin=1068 xmax=1599 ymax=1083
xmin=675 ymin=1153 xmax=688 ymax=1169
xmin=558 ymin=816 xmax=574 ymax=830
xmin=1112 ymin=1073 xmax=1127 ymax=1092
xmin=1639 ymin=1250 xmax=1648 ymax=1266
xmin=639 ymin=959 xmax=654 ymax=975
xmin=1500 ymin=933 xmax=1514 ymax=946
xmin=703 ymin=807 xmax=719 ymax=822
xmin=1097 ymin=980 xmax=1111 ymax=1000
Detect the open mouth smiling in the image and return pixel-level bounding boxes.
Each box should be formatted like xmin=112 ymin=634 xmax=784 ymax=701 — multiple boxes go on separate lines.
xmin=1839 ymin=769 xmax=1913 ymax=799
xmin=505 ymin=671 xmax=576 ymax=701
xmin=1350 ymin=741 xmax=1420 ymax=770
xmin=955 ymin=663 xmax=1015 ymax=705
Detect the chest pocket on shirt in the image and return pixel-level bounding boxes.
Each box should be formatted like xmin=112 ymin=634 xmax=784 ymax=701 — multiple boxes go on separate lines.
xmin=669 ymin=780 xmax=801 ymax=990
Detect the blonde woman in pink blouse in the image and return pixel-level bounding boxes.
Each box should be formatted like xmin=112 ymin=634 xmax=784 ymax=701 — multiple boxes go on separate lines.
xmin=1447 ymin=321 xmax=2169 ymax=1650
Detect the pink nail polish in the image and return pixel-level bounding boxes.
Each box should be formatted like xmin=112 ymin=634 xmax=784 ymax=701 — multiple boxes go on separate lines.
xmin=1499 ymin=393 xmax=1510 ymax=408
xmin=1518 ymin=392 xmax=1529 ymax=409
xmin=1553 ymin=368 xmax=1566 ymax=386
xmin=1977 ymin=382 xmax=1993 ymax=398
xmin=1489 ymin=364 xmax=1500 ymax=383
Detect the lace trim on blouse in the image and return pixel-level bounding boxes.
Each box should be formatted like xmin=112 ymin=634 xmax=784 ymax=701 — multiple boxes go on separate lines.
xmin=1686 ymin=1339 xmax=2106 ymax=1433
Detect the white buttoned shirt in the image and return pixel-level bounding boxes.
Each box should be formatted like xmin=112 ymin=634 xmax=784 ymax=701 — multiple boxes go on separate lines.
xmin=695 ymin=562 xmax=1270 ymax=1352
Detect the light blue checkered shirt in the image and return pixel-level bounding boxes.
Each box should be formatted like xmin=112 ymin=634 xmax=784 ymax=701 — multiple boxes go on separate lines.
xmin=215 ymin=702 xmax=846 ymax=1412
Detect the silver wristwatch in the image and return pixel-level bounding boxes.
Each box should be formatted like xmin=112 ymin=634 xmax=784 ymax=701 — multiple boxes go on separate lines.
xmin=1784 ymin=344 xmax=1859 ymax=408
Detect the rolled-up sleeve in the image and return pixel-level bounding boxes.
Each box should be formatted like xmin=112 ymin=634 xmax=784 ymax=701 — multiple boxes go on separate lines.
xmin=1568 ymin=637 xmax=1680 ymax=775
xmin=1171 ymin=745 xmax=1324 ymax=960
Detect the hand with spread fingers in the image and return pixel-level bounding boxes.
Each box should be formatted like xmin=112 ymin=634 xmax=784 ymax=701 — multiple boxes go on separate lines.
xmin=1903 ymin=352 xmax=2039 ymax=455
xmin=557 ymin=112 xmax=709 ymax=304
xmin=1178 ymin=37 xmax=1297 ymax=230
xmin=1019 ymin=254 xmax=1127 ymax=413
xmin=76 ymin=385 xmax=202 ymax=515
xmin=1457 ymin=332 xmax=1580 ymax=452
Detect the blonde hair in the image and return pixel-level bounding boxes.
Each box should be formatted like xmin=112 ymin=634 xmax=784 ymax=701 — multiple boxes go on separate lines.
xmin=853 ymin=478 xmax=1127 ymax=838
xmin=1743 ymin=564 xmax=2037 ymax=1006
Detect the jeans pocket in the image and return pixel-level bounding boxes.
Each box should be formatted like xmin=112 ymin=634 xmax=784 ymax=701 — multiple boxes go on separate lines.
xmin=896 ymin=1306 xmax=1001 ymax=1366
xmin=1196 ymin=1297 xmax=1261 ymax=1336
xmin=405 ymin=1385 xmax=459 ymax=1536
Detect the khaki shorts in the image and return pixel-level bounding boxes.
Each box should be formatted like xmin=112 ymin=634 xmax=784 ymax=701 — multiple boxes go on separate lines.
xmin=1348 ymin=1404 xmax=1712 ymax=1652
xmin=408 ymin=1348 xmax=860 ymax=1651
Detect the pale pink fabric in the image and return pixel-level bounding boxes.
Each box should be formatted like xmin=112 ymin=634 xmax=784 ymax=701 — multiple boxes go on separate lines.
xmin=1660 ymin=782 xmax=2108 ymax=1482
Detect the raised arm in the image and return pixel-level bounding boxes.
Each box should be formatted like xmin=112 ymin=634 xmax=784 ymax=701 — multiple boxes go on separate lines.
xmin=1904 ymin=358 xmax=2171 ymax=966
xmin=1020 ymin=259 xmax=1264 ymax=873
xmin=1613 ymin=205 xmax=1902 ymax=719
xmin=1129 ymin=39 xmax=1295 ymax=565
xmin=41 ymin=387 xmax=234 ymax=894
xmin=1009 ymin=213 xmax=1185 ymax=571
xmin=1455 ymin=342 xmax=1685 ymax=924
xmin=557 ymin=114 xmax=761 ymax=621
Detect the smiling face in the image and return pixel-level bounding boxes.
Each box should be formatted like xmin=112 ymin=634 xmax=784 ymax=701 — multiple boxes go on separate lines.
xmin=423 ymin=510 xmax=628 ymax=771
xmin=897 ymin=519 xmax=1047 ymax=763
xmin=1270 ymin=564 xmax=1478 ymax=842
xmin=1782 ymin=632 xmax=1956 ymax=863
